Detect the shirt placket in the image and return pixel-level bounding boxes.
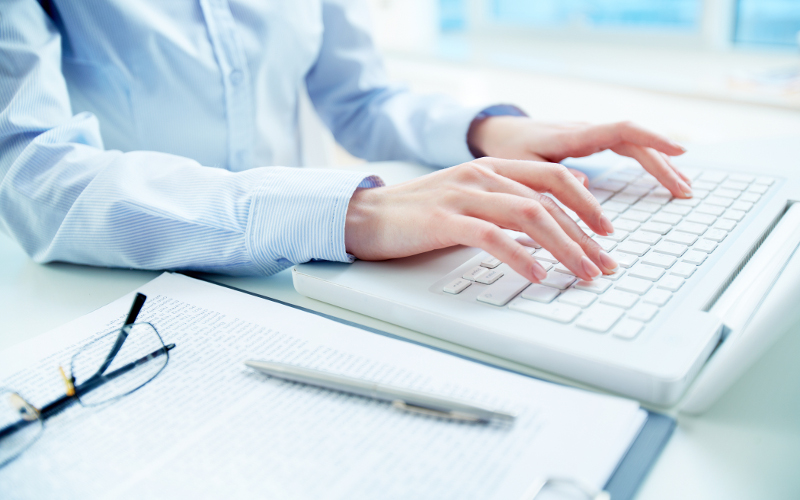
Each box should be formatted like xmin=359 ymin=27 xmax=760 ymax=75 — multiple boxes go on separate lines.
xmin=199 ymin=0 xmax=253 ymax=171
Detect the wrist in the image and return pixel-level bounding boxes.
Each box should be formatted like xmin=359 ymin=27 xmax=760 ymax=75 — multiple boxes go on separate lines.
xmin=345 ymin=186 xmax=383 ymax=259
xmin=467 ymin=104 xmax=528 ymax=158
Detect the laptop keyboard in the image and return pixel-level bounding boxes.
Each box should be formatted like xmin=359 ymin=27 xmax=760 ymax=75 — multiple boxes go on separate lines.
xmin=440 ymin=167 xmax=775 ymax=340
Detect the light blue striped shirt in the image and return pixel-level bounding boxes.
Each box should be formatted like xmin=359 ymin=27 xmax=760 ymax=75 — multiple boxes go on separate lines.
xmin=0 ymin=0 xmax=479 ymax=275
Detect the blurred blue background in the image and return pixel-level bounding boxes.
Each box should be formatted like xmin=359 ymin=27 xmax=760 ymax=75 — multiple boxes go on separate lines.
xmin=440 ymin=0 xmax=800 ymax=47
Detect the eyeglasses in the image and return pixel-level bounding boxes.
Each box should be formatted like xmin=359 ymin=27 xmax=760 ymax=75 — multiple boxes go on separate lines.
xmin=0 ymin=293 xmax=175 ymax=469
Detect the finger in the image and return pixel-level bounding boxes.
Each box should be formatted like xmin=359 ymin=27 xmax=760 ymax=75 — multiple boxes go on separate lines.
xmin=581 ymin=121 xmax=686 ymax=157
xmin=450 ymin=216 xmax=549 ymax=283
xmin=661 ymin=152 xmax=692 ymax=185
xmin=462 ymin=192 xmax=603 ymax=280
xmin=568 ymin=168 xmax=589 ymax=187
xmin=612 ymin=143 xmax=692 ymax=198
xmin=476 ymin=158 xmax=614 ymax=236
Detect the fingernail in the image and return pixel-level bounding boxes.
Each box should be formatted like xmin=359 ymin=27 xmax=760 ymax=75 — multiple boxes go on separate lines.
xmin=598 ymin=251 xmax=619 ymax=272
xmin=581 ymin=256 xmax=602 ymax=280
xmin=671 ymin=141 xmax=687 ymax=153
xmin=678 ymin=180 xmax=693 ymax=197
xmin=600 ymin=215 xmax=615 ymax=235
xmin=532 ymin=261 xmax=548 ymax=281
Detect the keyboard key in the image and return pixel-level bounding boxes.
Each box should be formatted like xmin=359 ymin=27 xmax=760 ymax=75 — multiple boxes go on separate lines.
xmin=632 ymin=201 xmax=661 ymax=213
xmin=476 ymin=269 xmax=503 ymax=284
xmin=670 ymin=262 xmax=696 ymax=278
xmin=704 ymin=228 xmax=727 ymax=242
xmin=714 ymin=188 xmax=741 ymax=199
xmin=729 ymin=173 xmax=755 ymax=183
xmin=754 ymin=176 xmax=774 ymax=186
xmin=534 ymin=249 xmax=559 ymax=263
xmin=603 ymin=201 xmax=630 ymax=214
xmin=589 ymin=188 xmax=614 ymax=204
xmin=640 ymin=221 xmax=672 ymax=235
xmin=602 ymin=268 xmax=625 ymax=281
xmin=509 ymin=299 xmax=581 ymax=323
xmin=592 ymin=237 xmax=617 ymax=252
xmin=685 ymin=212 xmax=716 ymax=225
xmin=558 ymin=289 xmax=597 ymax=308
xmin=643 ymin=289 xmax=672 ymax=306
xmin=629 ymin=264 xmax=665 ymax=281
xmin=603 ymin=210 xmax=620 ymax=222
xmin=651 ymin=212 xmax=682 ymax=225
xmin=481 ymin=256 xmax=502 ymax=268
xmin=612 ymin=319 xmax=645 ymax=340
xmin=705 ymin=196 xmax=733 ymax=208
xmin=675 ymin=221 xmax=708 ymax=235
xmin=619 ymin=209 xmax=651 ymax=223
xmin=693 ymin=180 xmax=718 ymax=191
xmin=654 ymin=241 xmax=688 ymax=257
xmin=714 ymin=219 xmax=736 ymax=231
xmin=617 ymin=241 xmax=650 ymax=256
xmin=699 ymin=171 xmax=727 ymax=183
xmin=594 ymin=179 xmax=627 ymax=192
xmin=477 ymin=275 xmax=530 ymax=306
xmin=629 ymin=230 xmax=661 ymax=245
xmin=573 ymin=278 xmax=613 ymax=294
xmin=608 ymin=250 xmax=638 ymax=268
xmin=682 ymin=250 xmax=707 ymax=265
xmin=601 ymin=289 xmax=639 ymax=309
xmin=443 ymin=278 xmax=471 ymax=294
xmin=554 ymin=263 xmax=575 ymax=275
xmin=748 ymin=184 xmax=769 ymax=194
xmin=664 ymin=230 xmax=697 ymax=246
xmin=613 ymin=218 xmax=640 ymax=232
xmin=651 ymin=186 xmax=672 ymax=197
xmin=596 ymin=230 xmax=628 ymax=243
xmin=616 ymin=276 xmax=653 ymax=295
xmin=463 ymin=266 xmax=488 ymax=281
xmin=540 ymin=270 xmax=577 ymax=290
xmin=723 ymin=209 xmax=746 ymax=222
xmin=740 ymin=192 xmax=760 ymax=203
xmin=641 ymin=252 xmax=676 ymax=269
xmin=631 ymin=176 xmax=659 ymax=188
xmin=642 ymin=194 xmax=671 ymax=205
xmin=662 ymin=204 xmax=692 ymax=216
xmin=696 ymin=203 xmax=726 ymax=216
xmin=521 ymin=283 xmax=560 ymax=303
xmin=690 ymin=189 xmax=709 ymax=200
xmin=731 ymin=201 xmax=753 ymax=212
xmin=628 ymin=303 xmax=658 ymax=322
xmin=722 ymin=180 xmax=749 ymax=191
xmin=658 ymin=275 xmax=685 ymax=292
xmin=611 ymin=193 xmax=641 ymax=205
xmin=671 ymin=198 xmax=701 ymax=207
xmin=576 ymin=304 xmax=625 ymax=332
xmin=693 ymin=239 xmax=718 ymax=253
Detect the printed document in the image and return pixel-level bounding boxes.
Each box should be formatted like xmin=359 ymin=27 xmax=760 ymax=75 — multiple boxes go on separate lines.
xmin=0 ymin=273 xmax=646 ymax=499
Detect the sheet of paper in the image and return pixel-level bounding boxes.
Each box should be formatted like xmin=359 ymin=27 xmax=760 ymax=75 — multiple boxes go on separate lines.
xmin=0 ymin=273 xmax=645 ymax=499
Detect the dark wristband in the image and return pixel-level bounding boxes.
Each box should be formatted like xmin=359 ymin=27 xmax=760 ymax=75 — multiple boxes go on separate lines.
xmin=466 ymin=104 xmax=528 ymax=158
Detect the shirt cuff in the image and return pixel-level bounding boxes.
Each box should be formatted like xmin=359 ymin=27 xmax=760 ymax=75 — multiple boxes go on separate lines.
xmin=466 ymin=104 xmax=529 ymax=158
xmin=246 ymin=167 xmax=384 ymax=274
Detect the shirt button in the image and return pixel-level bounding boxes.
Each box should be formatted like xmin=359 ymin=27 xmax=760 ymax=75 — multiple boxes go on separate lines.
xmin=229 ymin=70 xmax=243 ymax=86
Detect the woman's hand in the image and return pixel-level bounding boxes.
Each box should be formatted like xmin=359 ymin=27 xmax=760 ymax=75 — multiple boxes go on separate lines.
xmin=345 ymin=157 xmax=619 ymax=283
xmin=469 ymin=117 xmax=692 ymax=198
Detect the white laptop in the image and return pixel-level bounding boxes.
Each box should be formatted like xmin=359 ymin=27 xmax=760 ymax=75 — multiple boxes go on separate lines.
xmin=293 ymin=155 xmax=800 ymax=412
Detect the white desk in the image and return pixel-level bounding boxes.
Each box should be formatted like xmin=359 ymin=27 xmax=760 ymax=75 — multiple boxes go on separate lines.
xmin=3 ymin=140 xmax=800 ymax=498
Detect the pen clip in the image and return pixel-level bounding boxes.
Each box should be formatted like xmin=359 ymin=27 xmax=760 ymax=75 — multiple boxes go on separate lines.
xmin=391 ymin=400 xmax=483 ymax=423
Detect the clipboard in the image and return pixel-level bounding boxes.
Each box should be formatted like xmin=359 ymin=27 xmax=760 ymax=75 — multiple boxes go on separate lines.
xmin=194 ymin=273 xmax=675 ymax=500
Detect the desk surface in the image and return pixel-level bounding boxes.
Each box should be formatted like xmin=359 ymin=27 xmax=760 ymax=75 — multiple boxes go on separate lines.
xmin=3 ymin=125 xmax=800 ymax=499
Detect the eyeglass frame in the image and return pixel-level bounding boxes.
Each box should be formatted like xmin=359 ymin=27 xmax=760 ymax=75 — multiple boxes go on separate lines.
xmin=0 ymin=293 xmax=176 ymax=469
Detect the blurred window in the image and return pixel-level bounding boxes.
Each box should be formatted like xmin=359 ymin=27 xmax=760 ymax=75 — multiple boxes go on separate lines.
xmin=735 ymin=0 xmax=800 ymax=47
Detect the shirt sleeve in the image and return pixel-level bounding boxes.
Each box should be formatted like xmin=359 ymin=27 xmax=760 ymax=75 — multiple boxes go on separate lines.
xmin=0 ymin=0 xmax=381 ymax=276
xmin=306 ymin=0 xmax=482 ymax=169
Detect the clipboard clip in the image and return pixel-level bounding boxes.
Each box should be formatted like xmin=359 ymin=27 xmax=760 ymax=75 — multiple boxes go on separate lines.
xmin=391 ymin=400 xmax=484 ymax=423
xmin=520 ymin=476 xmax=610 ymax=500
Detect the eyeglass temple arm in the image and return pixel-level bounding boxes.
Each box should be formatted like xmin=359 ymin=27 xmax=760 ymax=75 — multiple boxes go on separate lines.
xmin=92 ymin=293 xmax=147 ymax=378
xmin=0 ymin=342 xmax=176 ymax=440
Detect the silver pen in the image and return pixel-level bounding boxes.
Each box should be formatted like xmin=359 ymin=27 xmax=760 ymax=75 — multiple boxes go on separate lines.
xmin=244 ymin=360 xmax=516 ymax=424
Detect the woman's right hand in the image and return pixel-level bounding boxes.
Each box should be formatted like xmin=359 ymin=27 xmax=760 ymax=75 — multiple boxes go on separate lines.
xmin=344 ymin=157 xmax=620 ymax=284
